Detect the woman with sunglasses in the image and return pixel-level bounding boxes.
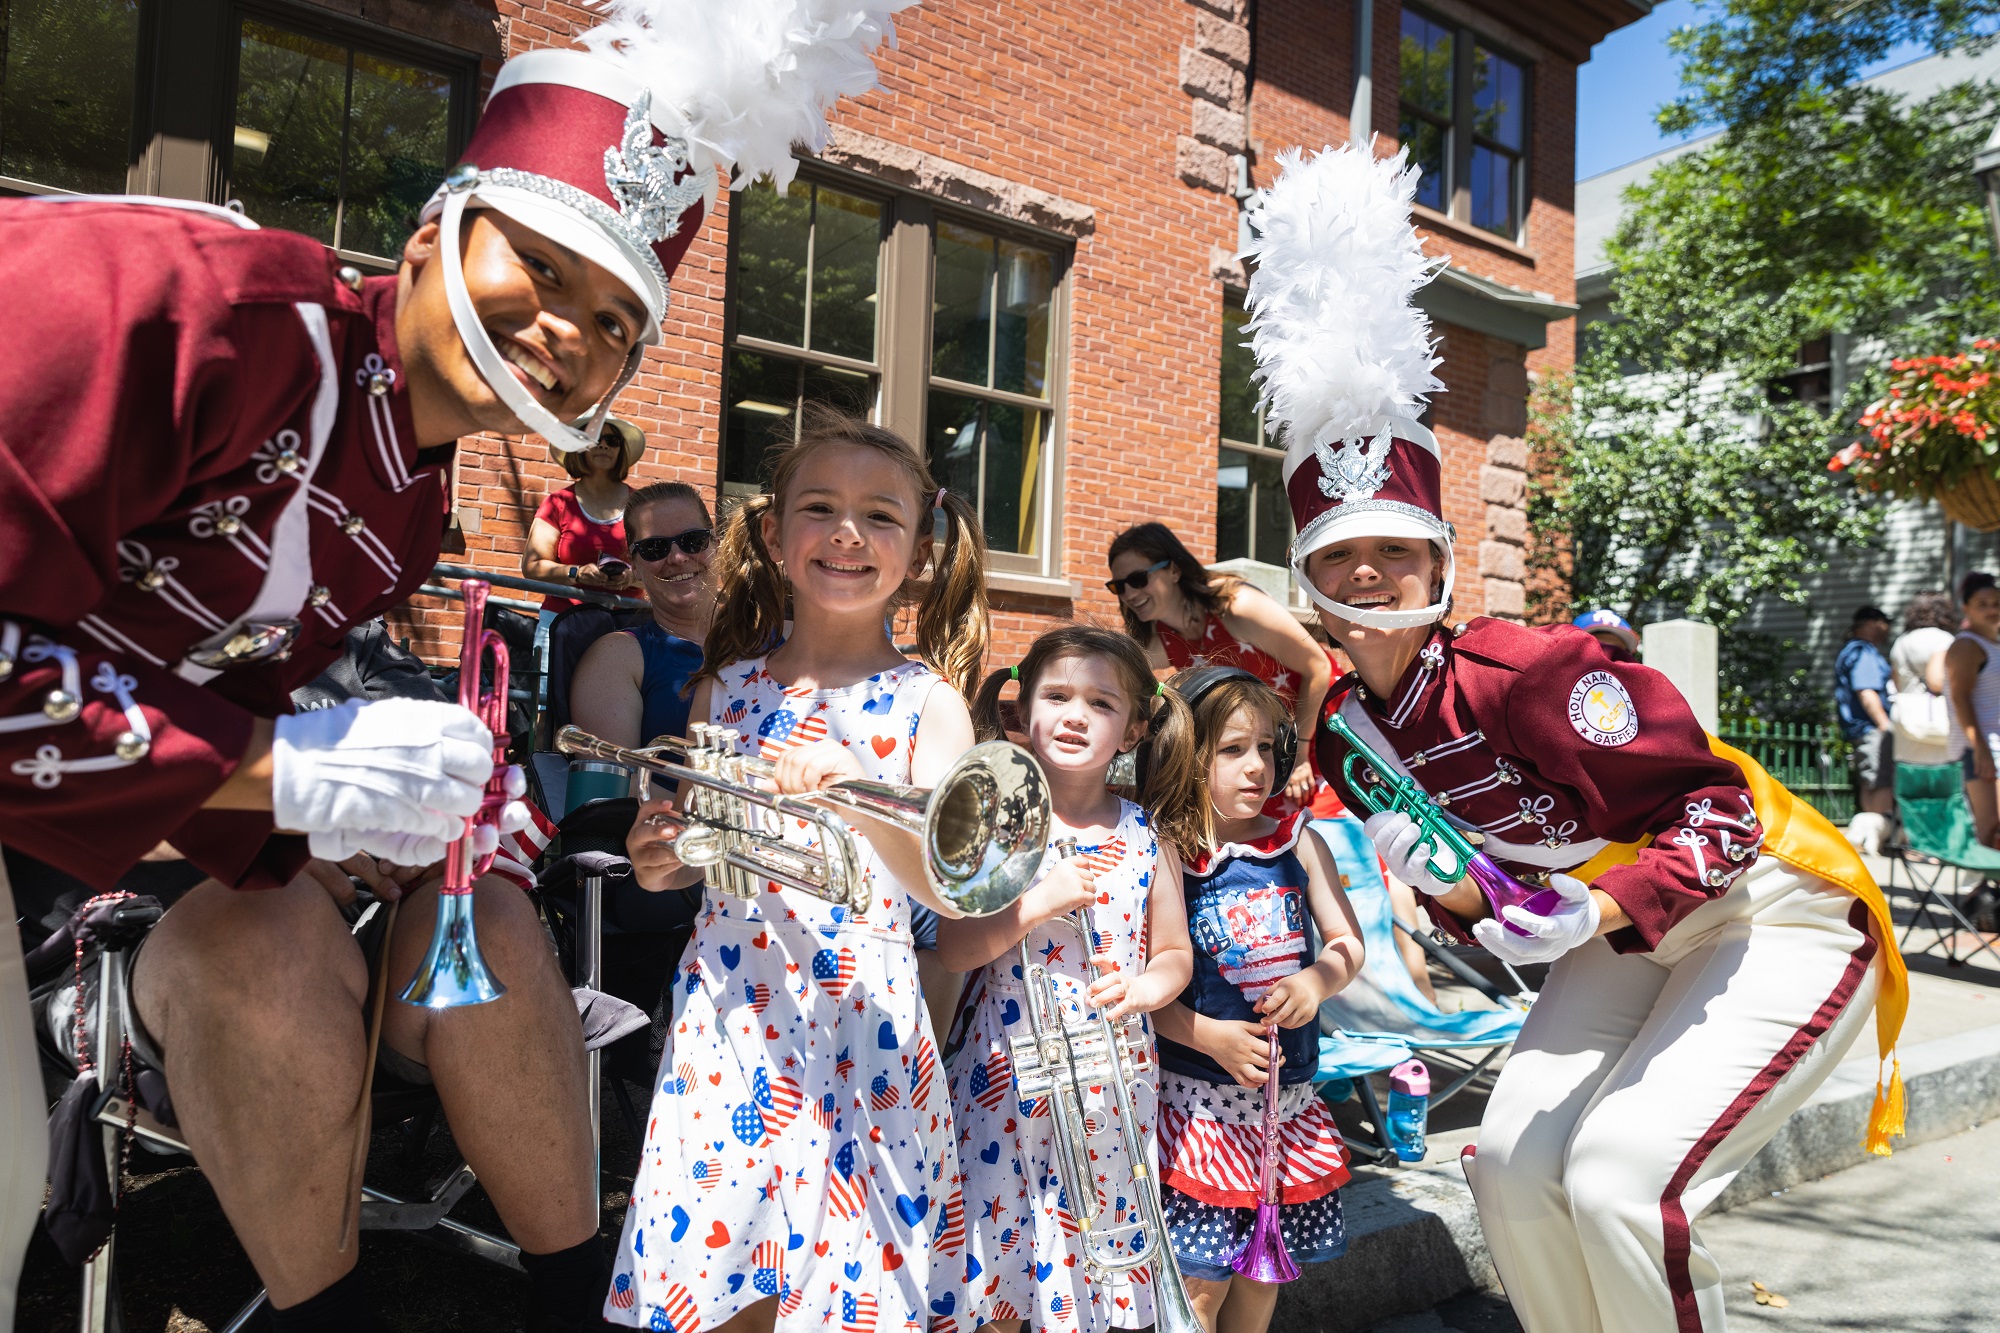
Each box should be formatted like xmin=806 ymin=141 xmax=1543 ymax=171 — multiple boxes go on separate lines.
xmin=1108 ymin=521 xmax=1333 ymax=811
xmin=523 ymin=416 xmax=649 ymax=612
xmin=570 ymin=482 xmax=717 ymax=750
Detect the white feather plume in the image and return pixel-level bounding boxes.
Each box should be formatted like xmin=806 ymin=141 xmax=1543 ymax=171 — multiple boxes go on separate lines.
xmin=1242 ymin=142 xmax=1445 ymax=451
xmin=580 ymin=0 xmax=918 ymax=190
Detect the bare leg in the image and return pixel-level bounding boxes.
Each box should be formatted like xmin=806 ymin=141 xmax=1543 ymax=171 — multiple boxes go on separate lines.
xmin=380 ymin=873 xmax=597 ymax=1254
xmin=1215 ymin=1275 xmax=1280 ymax=1333
xmin=132 ymin=873 xmax=370 ymax=1306
xmin=918 ymin=949 xmax=965 ymax=1049
xmin=1185 ymin=1275 xmax=1229 ymax=1333
xmin=1968 ymin=778 xmax=2000 ymax=848
xmin=974 ymin=1321 xmax=1027 ymax=1333
xmin=1383 ymin=874 xmax=1440 ymax=1006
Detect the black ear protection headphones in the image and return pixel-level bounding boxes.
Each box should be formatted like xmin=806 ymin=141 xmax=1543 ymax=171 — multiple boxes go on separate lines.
xmin=1173 ymin=664 xmax=1299 ymax=788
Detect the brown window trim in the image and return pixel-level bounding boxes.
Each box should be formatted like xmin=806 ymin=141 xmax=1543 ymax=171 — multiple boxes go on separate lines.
xmin=1400 ymin=5 xmax=1533 ymax=245
xmin=722 ymin=166 xmax=1074 ymax=583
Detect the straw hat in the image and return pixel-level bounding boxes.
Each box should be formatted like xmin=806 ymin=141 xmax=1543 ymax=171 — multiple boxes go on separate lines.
xmin=551 ymin=416 xmax=646 ymax=474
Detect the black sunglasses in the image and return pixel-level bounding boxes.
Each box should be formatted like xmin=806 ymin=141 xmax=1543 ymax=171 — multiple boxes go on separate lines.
xmin=1104 ymin=559 xmax=1170 ymax=595
xmin=631 ymin=528 xmax=714 ymax=561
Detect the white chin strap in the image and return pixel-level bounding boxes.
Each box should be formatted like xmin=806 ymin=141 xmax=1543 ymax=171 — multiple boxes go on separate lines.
xmin=1293 ymin=543 xmax=1455 ymax=629
xmin=438 ymin=186 xmax=645 ymax=453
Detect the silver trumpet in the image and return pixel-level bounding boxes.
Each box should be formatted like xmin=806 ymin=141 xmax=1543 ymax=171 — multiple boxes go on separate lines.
xmin=1010 ymin=839 xmax=1205 ymax=1333
xmin=553 ymin=723 xmax=1051 ymax=918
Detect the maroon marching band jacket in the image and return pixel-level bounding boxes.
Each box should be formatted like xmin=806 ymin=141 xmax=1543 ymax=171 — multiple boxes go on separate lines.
xmin=1314 ymin=618 xmax=1765 ymax=953
xmin=0 ymin=199 xmax=453 ymax=891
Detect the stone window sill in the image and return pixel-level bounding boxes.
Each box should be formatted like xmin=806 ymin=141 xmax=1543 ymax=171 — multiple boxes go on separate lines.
xmin=1412 ymin=203 xmax=1538 ymax=265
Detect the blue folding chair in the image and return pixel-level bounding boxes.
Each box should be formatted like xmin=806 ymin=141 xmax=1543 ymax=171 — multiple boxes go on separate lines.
xmin=1313 ymin=1029 xmax=1416 ymax=1164
xmin=1309 ymin=816 xmax=1530 ymax=1155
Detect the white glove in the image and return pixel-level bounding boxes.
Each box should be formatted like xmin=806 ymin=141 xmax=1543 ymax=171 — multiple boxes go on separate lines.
xmin=306 ymin=826 xmax=454 ymax=868
xmin=1364 ymin=810 xmax=1460 ymax=896
xmin=297 ymin=767 xmax=534 ymax=871
xmin=1472 ymin=873 xmax=1601 ymax=966
xmin=271 ymin=698 xmax=495 ymax=845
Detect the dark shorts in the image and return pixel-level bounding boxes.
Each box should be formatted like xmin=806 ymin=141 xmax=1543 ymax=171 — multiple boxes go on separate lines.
xmin=1162 ymin=1182 xmax=1346 ymax=1283
xmin=126 ymin=894 xmax=433 ymax=1087
xmin=1852 ymin=728 xmax=1893 ymax=791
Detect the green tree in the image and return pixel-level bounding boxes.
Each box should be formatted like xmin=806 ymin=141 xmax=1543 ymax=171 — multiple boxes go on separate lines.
xmin=1544 ymin=1 xmax=2000 ymax=715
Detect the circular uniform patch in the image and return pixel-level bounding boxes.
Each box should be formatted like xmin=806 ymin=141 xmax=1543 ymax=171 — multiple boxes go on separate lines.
xmin=1568 ymin=671 xmax=1639 ymax=747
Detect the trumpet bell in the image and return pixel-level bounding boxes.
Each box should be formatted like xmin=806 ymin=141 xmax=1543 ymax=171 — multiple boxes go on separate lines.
xmin=923 ymin=740 xmax=1050 ymax=916
xmin=399 ymin=892 xmax=506 ymax=1008
xmin=1231 ymin=1202 xmax=1302 ymax=1283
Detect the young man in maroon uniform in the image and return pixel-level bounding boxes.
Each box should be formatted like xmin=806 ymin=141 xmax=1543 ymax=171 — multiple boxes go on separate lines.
xmin=0 ymin=5 xmax=916 ymax=1325
xmin=1241 ymin=144 xmax=1906 ymax=1333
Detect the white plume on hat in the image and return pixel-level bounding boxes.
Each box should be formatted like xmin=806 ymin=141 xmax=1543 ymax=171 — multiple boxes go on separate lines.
xmin=582 ymin=0 xmax=918 ymax=192
xmin=1241 ymin=141 xmax=1445 ymax=450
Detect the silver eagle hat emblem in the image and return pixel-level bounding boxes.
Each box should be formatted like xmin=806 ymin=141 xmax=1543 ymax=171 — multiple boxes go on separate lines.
xmin=603 ymin=92 xmax=707 ymax=248
xmin=1313 ymin=425 xmax=1396 ymax=501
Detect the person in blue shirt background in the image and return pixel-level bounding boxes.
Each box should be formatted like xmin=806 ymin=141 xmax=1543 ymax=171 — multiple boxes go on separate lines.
xmin=1571 ymin=608 xmax=1640 ymax=663
xmin=1836 ymin=605 xmax=1896 ymax=852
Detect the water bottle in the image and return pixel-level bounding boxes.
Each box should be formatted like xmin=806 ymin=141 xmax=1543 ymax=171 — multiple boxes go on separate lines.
xmin=1387 ymin=1058 xmax=1431 ymax=1162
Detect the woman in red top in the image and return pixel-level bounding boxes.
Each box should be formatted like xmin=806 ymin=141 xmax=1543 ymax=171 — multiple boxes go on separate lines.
xmin=521 ymin=416 xmax=646 ymax=614
xmin=1108 ymin=521 xmax=1333 ymax=809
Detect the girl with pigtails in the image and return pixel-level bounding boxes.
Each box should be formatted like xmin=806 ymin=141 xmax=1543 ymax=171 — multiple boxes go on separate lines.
xmin=610 ymin=410 xmax=990 ymax=1333
xmin=935 ymin=626 xmax=1201 ymax=1333
xmin=1149 ymin=666 xmax=1365 ymax=1333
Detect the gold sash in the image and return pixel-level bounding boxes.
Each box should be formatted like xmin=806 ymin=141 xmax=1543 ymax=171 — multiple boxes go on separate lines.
xmin=1567 ymin=737 xmax=1906 ymax=1154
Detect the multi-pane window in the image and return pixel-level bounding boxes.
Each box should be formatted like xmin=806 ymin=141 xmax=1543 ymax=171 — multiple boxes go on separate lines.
xmin=1397 ymin=7 xmax=1530 ymax=242
xmin=1470 ymin=47 xmax=1527 ymax=236
xmin=1397 ymin=11 xmax=1452 ymax=215
xmin=1217 ymin=290 xmax=1292 ymax=571
xmin=926 ymin=223 xmax=1058 ymax=558
xmin=0 ymin=0 xmax=141 ymax=193
xmin=725 ymin=182 xmax=1069 ymax=572
xmin=722 ymin=179 xmax=885 ymax=497
xmin=231 ymin=19 xmax=462 ymax=261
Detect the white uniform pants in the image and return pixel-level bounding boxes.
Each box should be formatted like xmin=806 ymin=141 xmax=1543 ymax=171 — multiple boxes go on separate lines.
xmin=0 ymin=856 xmax=47 ymax=1325
xmin=1464 ymin=855 xmax=1880 ymax=1333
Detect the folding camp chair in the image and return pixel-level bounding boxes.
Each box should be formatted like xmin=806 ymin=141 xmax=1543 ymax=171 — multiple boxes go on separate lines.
xmin=1887 ymin=761 xmax=2000 ymax=968
xmin=1308 ymin=816 xmax=1531 ymax=1159
xmin=1313 ymin=1030 xmax=1417 ymax=1165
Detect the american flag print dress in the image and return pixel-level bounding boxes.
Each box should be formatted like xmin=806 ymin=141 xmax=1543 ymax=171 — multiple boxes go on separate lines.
xmin=607 ymin=658 xmax=959 ymax=1333
xmin=940 ymin=801 xmax=1162 ymax=1333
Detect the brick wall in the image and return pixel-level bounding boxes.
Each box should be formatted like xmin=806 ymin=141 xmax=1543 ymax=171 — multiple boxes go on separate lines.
xmin=365 ymin=0 xmax=1588 ymax=663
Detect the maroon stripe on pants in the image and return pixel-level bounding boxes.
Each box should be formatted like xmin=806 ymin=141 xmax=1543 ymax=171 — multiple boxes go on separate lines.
xmin=1660 ymin=899 xmax=1877 ymax=1332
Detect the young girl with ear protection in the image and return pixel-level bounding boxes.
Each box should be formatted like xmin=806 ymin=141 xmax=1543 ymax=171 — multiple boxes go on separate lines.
xmin=608 ymin=411 xmax=990 ymax=1333
xmin=1148 ymin=666 xmax=1365 ymax=1333
xmin=935 ymin=626 xmax=1202 ymax=1333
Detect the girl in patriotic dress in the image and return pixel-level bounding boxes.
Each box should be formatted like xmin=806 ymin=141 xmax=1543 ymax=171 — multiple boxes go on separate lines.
xmin=937 ymin=627 xmax=1205 ymax=1333
xmin=1149 ymin=668 xmax=1365 ymax=1333
xmin=610 ymin=414 xmax=991 ymax=1333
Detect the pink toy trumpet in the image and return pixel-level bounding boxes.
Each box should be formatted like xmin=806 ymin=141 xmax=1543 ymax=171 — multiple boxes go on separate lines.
xmin=1231 ymin=1024 xmax=1301 ymax=1283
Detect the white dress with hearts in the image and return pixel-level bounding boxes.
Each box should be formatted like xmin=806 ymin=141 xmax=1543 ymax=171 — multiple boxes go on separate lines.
xmin=941 ymin=801 xmax=1161 ymax=1333
xmin=607 ymin=657 xmax=960 ymax=1333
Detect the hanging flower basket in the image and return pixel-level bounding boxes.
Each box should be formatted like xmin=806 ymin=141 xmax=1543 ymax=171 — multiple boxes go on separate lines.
xmin=1834 ymin=341 xmax=2000 ymax=526
xmin=1939 ymin=468 xmax=2000 ymax=532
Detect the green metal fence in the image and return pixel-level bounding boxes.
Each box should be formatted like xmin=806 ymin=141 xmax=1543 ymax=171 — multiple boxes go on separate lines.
xmin=1716 ymin=718 xmax=1855 ymax=826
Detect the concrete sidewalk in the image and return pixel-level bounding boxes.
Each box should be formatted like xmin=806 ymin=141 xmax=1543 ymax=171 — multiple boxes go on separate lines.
xmin=1273 ymin=872 xmax=2000 ymax=1333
